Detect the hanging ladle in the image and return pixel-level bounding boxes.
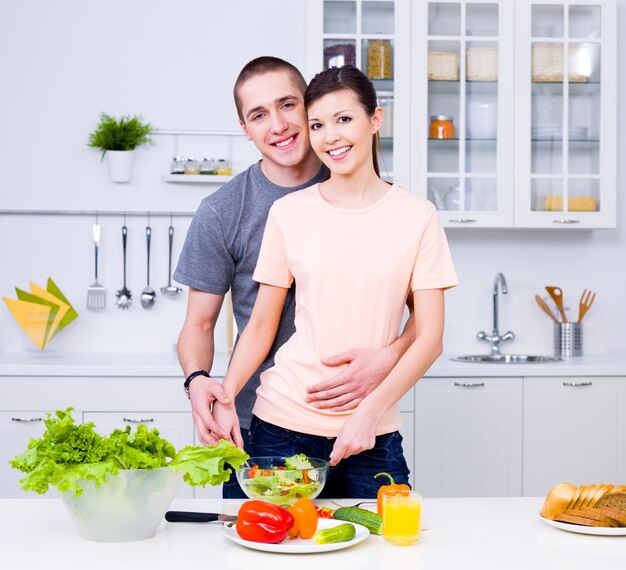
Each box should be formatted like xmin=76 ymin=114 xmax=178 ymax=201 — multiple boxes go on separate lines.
xmin=161 ymin=224 xmax=182 ymax=298
xmin=140 ymin=225 xmax=157 ymax=309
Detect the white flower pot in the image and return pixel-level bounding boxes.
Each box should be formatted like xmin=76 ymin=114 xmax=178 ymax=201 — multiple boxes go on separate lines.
xmin=105 ymin=150 xmax=135 ymax=183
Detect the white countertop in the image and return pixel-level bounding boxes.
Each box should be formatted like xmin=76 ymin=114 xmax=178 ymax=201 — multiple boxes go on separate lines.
xmin=1 ymin=497 xmax=624 ymax=569
xmin=1 ymin=352 xmax=626 ymax=377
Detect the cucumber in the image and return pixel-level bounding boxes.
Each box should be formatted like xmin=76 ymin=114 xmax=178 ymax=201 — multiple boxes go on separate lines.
xmin=333 ymin=507 xmax=383 ymax=535
xmin=314 ymin=523 xmax=356 ymax=544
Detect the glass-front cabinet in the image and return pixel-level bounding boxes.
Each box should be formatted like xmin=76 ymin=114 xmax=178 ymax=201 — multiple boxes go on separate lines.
xmin=514 ymin=0 xmax=616 ymax=228
xmin=307 ymin=0 xmax=615 ymax=229
xmin=305 ymin=0 xmax=411 ymax=187
xmin=413 ymin=0 xmax=515 ymax=227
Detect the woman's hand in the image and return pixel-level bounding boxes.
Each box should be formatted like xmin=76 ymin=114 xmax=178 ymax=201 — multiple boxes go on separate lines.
xmin=329 ymin=407 xmax=380 ymax=466
xmin=212 ymin=401 xmax=244 ymax=449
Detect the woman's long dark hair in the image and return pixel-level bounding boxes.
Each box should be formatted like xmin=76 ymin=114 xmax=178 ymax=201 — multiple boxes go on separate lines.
xmin=305 ymin=65 xmax=382 ymax=177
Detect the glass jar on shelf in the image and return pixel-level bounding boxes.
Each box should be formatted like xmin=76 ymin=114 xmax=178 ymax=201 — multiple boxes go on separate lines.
xmin=367 ymin=39 xmax=392 ymax=79
xmin=216 ymin=159 xmax=232 ymax=176
xmin=200 ymin=157 xmax=216 ymax=175
xmin=429 ymin=115 xmax=455 ymax=139
xmin=184 ymin=158 xmax=201 ymax=175
xmin=170 ymin=156 xmax=186 ymax=174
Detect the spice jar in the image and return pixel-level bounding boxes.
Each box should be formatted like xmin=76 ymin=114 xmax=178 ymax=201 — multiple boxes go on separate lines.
xmin=200 ymin=157 xmax=216 ymax=175
xmin=184 ymin=158 xmax=201 ymax=175
xmin=367 ymin=39 xmax=392 ymax=79
xmin=217 ymin=159 xmax=232 ymax=176
xmin=429 ymin=115 xmax=455 ymax=139
xmin=170 ymin=156 xmax=185 ymax=174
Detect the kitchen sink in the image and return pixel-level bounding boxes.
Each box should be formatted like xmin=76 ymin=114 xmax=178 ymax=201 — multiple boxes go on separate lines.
xmin=451 ymin=354 xmax=562 ymax=364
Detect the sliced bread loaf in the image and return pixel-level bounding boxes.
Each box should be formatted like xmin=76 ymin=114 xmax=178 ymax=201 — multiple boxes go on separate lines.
xmin=540 ymin=482 xmax=577 ymax=520
xmin=592 ymin=507 xmax=626 ymax=526
xmin=565 ymin=508 xmax=623 ymax=527
xmin=554 ymin=513 xmax=613 ymax=527
xmin=594 ymin=492 xmax=626 ymax=512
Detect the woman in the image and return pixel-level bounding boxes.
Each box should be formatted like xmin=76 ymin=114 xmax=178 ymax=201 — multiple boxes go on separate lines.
xmin=214 ymin=65 xmax=457 ymax=497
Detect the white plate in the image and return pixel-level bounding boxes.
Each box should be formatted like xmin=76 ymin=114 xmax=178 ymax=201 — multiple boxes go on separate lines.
xmin=224 ymin=518 xmax=370 ymax=553
xmin=538 ymin=513 xmax=626 ymax=536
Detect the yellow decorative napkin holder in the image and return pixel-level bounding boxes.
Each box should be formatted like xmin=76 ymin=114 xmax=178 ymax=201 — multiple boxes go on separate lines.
xmin=3 ymin=278 xmax=78 ymax=354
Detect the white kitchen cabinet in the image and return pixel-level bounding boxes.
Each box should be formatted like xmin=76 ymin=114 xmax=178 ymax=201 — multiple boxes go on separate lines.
xmin=0 ymin=411 xmax=65 ymax=498
xmin=514 ymin=0 xmax=617 ymax=228
xmin=414 ymin=0 xmax=616 ymax=229
xmin=523 ymin=376 xmax=626 ymax=496
xmin=400 ymin=410 xmax=415 ymax=488
xmin=413 ymin=0 xmax=516 ymax=228
xmin=83 ymin=411 xmax=196 ymax=498
xmin=305 ymin=0 xmax=411 ymax=187
xmin=308 ymin=0 xmax=616 ymax=229
xmin=413 ymin=377 xmax=523 ymax=497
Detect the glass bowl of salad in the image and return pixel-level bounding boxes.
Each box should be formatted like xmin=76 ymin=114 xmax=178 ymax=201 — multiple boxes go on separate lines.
xmin=236 ymin=454 xmax=329 ymax=506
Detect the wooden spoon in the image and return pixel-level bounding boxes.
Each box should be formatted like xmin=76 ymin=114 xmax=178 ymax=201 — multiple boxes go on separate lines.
xmin=535 ymin=294 xmax=558 ymax=322
xmin=545 ymin=286 xmax=567 ymax=323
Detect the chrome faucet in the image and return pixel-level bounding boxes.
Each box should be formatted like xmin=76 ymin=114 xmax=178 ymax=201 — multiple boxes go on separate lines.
xmin=477 ymin=272 xmax=515 ymax=355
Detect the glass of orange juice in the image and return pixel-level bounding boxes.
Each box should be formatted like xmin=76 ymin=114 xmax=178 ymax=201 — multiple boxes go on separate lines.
xmin=382 ymin=489 xmax=422 ymax=546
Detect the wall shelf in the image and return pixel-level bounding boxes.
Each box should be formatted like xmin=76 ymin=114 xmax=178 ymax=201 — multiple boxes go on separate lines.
xmin=161 ymin=174 xmax=234 ymax=184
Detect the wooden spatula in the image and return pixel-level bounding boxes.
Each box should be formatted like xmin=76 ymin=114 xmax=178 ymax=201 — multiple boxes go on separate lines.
xmin=545 ymin=286 xmax=567 ymax=323
xmin=577 ymin=289 xmax=596 ymax=323
xmin=535 ymin=294 xmax=558 ymax=322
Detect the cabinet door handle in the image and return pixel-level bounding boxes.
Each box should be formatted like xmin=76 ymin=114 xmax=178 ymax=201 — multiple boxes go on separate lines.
xmin=448 ymin=218 xmax=477 ymax=224
xmin=562 ymin=381 xmax=592 ymax=387
xmin=11 ymin=416 xmax=43 ymax=422
xmin=552 ymin=219 xmax=580 ymax=224
xmin=123 ymin=417 xmax=154 ymax=423
xmin=454 ymin=382 xmax=485 ymax=388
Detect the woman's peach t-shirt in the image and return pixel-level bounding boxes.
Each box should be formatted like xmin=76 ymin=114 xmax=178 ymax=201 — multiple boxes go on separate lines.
xmin=252 ymin=184 xmax=457 ymax=437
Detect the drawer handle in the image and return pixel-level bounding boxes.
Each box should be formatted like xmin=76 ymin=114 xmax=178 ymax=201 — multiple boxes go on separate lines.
xmin=123 ymin=417 xmax=154 ymax=423
xmin=448 ymin=218 xmax=477 ymax=224
xmin=552 ymin=219 xmax=580 ymax=224
xmin=11 ymin=417 xmax=43 ymax=422
xmin=562 ymin=381 xmax=592 ymax=387
xmin=454 ymin=382 xmax=485 ymax=388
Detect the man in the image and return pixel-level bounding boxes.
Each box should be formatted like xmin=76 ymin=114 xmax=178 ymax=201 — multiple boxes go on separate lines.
xmin=174 ymin=56 xmax=415 ymax=498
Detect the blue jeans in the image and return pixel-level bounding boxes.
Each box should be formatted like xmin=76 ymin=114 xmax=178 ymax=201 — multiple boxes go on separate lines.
xmin=248 ymin=416 xmax=410 ymax=498
xmin=222 ymin=427 xmax=251 ymax=499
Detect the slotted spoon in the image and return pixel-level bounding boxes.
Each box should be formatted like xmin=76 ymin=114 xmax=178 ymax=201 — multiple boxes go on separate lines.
xmin=86 ymin=223 xmax=106 ymax=311
xmin=115 ymin=224 xmax=132 ymax=309
xmin=545 ymin=286 xmax=567 ymax=323
xmin=577 ymin=289 xmax=596 ymax=323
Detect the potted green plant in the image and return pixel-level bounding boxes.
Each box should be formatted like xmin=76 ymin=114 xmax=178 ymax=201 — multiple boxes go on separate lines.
xmin=88 ymin=113 xmax=153 ymax=183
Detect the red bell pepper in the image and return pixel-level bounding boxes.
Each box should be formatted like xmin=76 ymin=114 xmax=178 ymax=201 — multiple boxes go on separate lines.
xmin=236 ymin=500 xmax=294 ymax=544
xmin=314 ymin=505 xmax=335 ymax=519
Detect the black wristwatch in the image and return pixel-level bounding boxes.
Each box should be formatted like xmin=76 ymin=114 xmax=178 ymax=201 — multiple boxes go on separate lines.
xmin=184 ymin=370 xmax=210 ymax=399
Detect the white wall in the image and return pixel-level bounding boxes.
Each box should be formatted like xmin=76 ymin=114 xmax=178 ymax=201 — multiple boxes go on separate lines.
xmin=0 ymin=0 xmax=624 ymax=359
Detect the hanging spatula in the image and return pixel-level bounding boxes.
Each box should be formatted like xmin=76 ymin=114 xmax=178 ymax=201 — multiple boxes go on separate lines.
xmin=86 ymin=223 xmax=106 ymax=311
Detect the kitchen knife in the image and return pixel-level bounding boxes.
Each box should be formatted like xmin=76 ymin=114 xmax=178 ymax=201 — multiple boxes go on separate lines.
xmin=165 ymin=511 xmax=237 ymax=523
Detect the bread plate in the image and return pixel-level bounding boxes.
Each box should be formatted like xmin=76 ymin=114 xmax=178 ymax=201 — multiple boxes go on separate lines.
xmin=224 ymin=518 xmax=370 ymax=553
xmin=538 ymin=513 xmax=626 ymax=536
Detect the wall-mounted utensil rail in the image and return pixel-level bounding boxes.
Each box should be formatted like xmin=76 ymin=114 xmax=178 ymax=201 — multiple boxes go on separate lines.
xmin=0 ymin=210 xmax=195 ymax=217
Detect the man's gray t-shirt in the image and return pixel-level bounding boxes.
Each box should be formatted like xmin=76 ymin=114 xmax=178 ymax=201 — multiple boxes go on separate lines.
xmin=174 ymin=161 xmax=328 ymax=430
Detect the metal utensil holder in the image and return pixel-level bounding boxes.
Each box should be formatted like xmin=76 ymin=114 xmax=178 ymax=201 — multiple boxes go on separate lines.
xmin=554 ymin=323 xmax=583 ymax=357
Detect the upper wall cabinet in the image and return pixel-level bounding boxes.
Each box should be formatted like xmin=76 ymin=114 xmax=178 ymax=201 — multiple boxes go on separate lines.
xmin=305 ymin=0 xmax=411 ymax=188
xmin=513 ymin=0 xmax=616 ymax=228
xmin=308 ymin=0 xmax=616 ymax=229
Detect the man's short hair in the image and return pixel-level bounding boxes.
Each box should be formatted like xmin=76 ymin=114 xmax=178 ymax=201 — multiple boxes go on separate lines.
xmin=233 ymin=56 xmax=307 ymax=122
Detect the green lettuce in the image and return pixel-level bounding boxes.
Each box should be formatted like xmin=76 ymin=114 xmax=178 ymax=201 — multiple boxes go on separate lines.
xmin=10 ymin=408 xmax=248 ymax=496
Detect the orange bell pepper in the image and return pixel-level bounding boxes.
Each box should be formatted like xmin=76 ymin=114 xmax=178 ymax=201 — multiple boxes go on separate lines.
xmin=374 ymin=472 xmax=411 ymax=515
xmin=287 ymin=497 xmax=319 ymax=539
